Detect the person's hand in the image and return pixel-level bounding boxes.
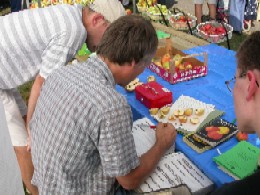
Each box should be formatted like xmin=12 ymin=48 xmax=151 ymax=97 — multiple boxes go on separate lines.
xmin=26 ymin=129 xmax=31 ymax=152
xmin=155 ymin=122 xmax=177 ymax=152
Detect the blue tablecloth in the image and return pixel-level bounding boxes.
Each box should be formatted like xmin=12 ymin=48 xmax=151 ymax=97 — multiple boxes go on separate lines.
xmin=116 ymin=43 xmax=260 ymax=188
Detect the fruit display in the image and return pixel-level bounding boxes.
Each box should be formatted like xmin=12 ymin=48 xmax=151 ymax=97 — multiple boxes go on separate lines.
xmin=30 ymin=0 xmax=94 ymax=8
xmin=197 ymin=21 xmax=233 ymax=43
xmin=147 ymin=4 xmax=168 ymax=21
xmin=168 ymin=13 xmax=197 ymax=30
xmin=148 ymin=43 xmax=208 ymax=85
xmin=136 ymin=0 xmax=157 ymax=12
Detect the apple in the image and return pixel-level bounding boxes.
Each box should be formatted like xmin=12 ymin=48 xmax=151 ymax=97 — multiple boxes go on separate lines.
xmin=218 ymin=127 xmax=230 ymax=134
xmin=161 ymin=106 xmax=170 ymax=115
xmin=179 ymin=116 xmax=187 ymax=123
xmin=195 ymin=108 xmax=205 ymax=116
xmin=183 ymin=62 xmax=193 ymax=70
xmin=190 ymin=117 xmax=199 ymax=124
xmin=174 ymin=109 xmax=184 ymax=117
xmin=147 ymin=75 xmax=156 ymax=82
xmin=168 ymin=115 xmax=176 ymax=121
xmin=184 ymin=108 xmax=193 ymax=116
xmin=236 ymin=132 xmax=248 ymax=141
xmin=162 ymin=53 xmax=171 ymax=63
xmin=149 ymin=108 xmax=159 ymax=115
xmin=208 ymin=131 xmax=223 ymax=140
xmin=162 ymin=61 xmax=170 ymax=70
xmin=126 ymin=9 xmax=132 ymax=15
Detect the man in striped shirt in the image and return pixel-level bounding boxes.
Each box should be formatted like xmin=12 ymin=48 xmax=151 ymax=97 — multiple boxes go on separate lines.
xmin=30 ymin=15 xmax=177 ymax=194
xmin=0 ymin=0 xmax=125 ymax=194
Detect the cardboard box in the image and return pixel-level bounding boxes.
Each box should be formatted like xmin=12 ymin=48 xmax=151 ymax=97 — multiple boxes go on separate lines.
xmin=148 ymin=40 xmax=208 ymax=84
xmin=135 ymin=81 xmax=173 ymax=109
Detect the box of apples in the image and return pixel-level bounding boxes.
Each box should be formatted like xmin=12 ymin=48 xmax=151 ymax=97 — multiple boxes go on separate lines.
xmin=148 ymin=40 xmax=208 ymax=84
xmin=196 ymin=21 xmax=233 ymax=43
xmin=168 ymin=13 xmax=197 ymax=30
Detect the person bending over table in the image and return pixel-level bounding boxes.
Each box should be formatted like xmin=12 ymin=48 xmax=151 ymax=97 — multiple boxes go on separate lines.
xmin=0 ymin=0 xmax=125 ymax=194
xmin=30 ymin=15 xmax=177 ymax=194
xmin=211 ymin=31 xmax=260 ymax=195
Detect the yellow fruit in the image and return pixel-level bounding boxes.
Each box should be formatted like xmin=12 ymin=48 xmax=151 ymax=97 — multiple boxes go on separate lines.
xmin=190 ymin=117 xmax=199 ymax=124
xmin=184 ymin=108 xmax=193 ymax=116
xmin=149 ymin=108 xmax=159 ymax=115
xmin=173 ymin=54 xmax=183 ymax=66
xmin=219 ymin=127 xmax=230 ymax=134
xmin=195 ymin=108 xmax=205 ymax=116
xmin=174 ymin=109 xmax=184 ymax=117
xmin=179 ymin=116 xmax=187 ymax=123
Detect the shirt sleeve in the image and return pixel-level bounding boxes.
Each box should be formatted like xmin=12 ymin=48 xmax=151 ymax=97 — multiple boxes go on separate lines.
xmin=98 ymin=105 xmax=140 ymax=177
xmin=39 ymin=43 xmax=77 ymax=79
xmin=11 ymin=88 xmax=27 ymax=116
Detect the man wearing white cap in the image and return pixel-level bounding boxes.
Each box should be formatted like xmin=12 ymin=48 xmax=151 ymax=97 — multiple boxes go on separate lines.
xmin=0 ymin=0 xmax=125 ymax=194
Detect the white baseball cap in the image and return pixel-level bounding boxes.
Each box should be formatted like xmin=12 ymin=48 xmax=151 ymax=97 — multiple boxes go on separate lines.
xmin=89 ymin=0 xmax=126 ymax=23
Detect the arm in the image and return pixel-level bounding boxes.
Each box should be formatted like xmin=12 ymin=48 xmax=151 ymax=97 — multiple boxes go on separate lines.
xmin=116 ymin=122 xmax=177 ymax=190
xmin=26 ymin=74 xmax=45 ymax=130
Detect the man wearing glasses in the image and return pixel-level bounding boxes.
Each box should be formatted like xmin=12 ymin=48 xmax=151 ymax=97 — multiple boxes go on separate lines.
xmin=212 ymin=31 xmax=260 ymax=194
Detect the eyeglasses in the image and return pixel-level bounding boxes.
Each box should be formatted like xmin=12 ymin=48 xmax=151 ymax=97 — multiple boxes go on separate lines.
xmin=225 ymin=72 xmax=259 ymax=92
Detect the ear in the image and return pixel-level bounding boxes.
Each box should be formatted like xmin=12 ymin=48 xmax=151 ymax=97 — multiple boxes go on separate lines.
xmin=246 ymin=70 xmax=258 ymax=101
xmin=91 ymin=13 xmax=105 ymax=26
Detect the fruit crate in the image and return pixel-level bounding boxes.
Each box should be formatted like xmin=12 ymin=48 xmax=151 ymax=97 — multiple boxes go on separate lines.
xmin=196 ymin=21 xmax=233 ymax=43
xmin=147 ymin=12 xmax=168 ymax=21
xmin=168 ymin=13 xmax=197 ymax=30
xmin=136 ymin=4 xmax=147 ymax=13
xmin=148 ymin=40 xmax=208 ymax=84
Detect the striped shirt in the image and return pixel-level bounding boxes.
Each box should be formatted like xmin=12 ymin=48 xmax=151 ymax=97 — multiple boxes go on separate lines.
xmin=0 ymin=4 xmax=87 ymax=89
xmin=30 ymin=55 xmax=140 ymax=194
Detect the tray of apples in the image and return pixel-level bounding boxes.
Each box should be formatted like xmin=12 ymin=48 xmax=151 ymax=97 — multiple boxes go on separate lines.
xmin=147 ymin=4 xmax=169 ymax=21
xmin=168 ymin=13 xmax=197 ymax=30
xmin=196 ymin=21 xmax=233 ymax=43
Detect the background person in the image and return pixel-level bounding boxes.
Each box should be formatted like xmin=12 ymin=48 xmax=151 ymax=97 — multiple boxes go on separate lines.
xmin=194 ymin=0 xmax=216 ymax=24
xmin=0 ymin=0 xmax=125 ymax=194
xmin=30 ymin=15 xmax=177 ymax=194
xmin=211 ymin=31 xmax=260 ymax=195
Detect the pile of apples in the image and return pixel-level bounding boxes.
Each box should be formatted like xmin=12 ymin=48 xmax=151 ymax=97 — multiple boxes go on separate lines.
xmin=137 ymin=0 xmax=157 ymax=8
xmin=198 ymin=23 xmax=226 ymax=36
xmin=154 ymin=53 xmax=193 ymax=72
xmin=169 ymin=15 xmax=192 ymax=23
xmin=30 ymin=0 xmax=93 ymax=8
xmin=147 ymin=4 xmax=168 ymax=15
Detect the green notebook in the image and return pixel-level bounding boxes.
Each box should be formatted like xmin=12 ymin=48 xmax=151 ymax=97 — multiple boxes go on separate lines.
xmin=214 ymin=141 xmax=260 ymax=180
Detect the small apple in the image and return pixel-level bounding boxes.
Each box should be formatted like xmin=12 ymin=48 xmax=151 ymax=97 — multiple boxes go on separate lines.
xmin=195 ymin=108 xmax=205 ymax=116
xmin=174 ymin=109 xmax=184 ymax=117
xmin=126 ymin=9 xmax=132 ymax=15
xmin=219 ymin=127 xmax=230 ymax=135
xmin=190 ymin=117 xmax=199 ymax=124
xmin=178 ymin=64 xmax=185 ymax=71
xmin=183 ymin=61 xmax=193 ymax=70
xmin=179 ymin=116 xmax=187 ymax=123
xmin=162 ymin=53 xmax=171 ymax=63
xmin=236 ymin=132 xmax=248 ymax=141
xmin=162 ymin=61 xmax=170 ymax=70
xmin=168 ymin=115 xmax=176 ymax=121
xmin=149 ymin=108 xmax=159 ymax=115
xmin=184 ymin=108 xmax=193 ymax=116
xmin=161 ymin=106 xmax=170 ymax=115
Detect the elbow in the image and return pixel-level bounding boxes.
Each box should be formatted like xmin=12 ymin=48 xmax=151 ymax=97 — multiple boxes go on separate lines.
xmin=116 ymin=177 xmax=141 ymax=190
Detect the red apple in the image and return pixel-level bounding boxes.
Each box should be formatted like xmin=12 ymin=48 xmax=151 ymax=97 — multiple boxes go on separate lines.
xmin=236 ymin=132 xmax=248 ymax=141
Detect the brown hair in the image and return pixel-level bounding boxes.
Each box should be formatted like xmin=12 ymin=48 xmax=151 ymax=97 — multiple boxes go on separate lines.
xmin=96 ymin=15 xmax=158 ymax=65
xmin=236 ymin=31 xmax=260 ymax=73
